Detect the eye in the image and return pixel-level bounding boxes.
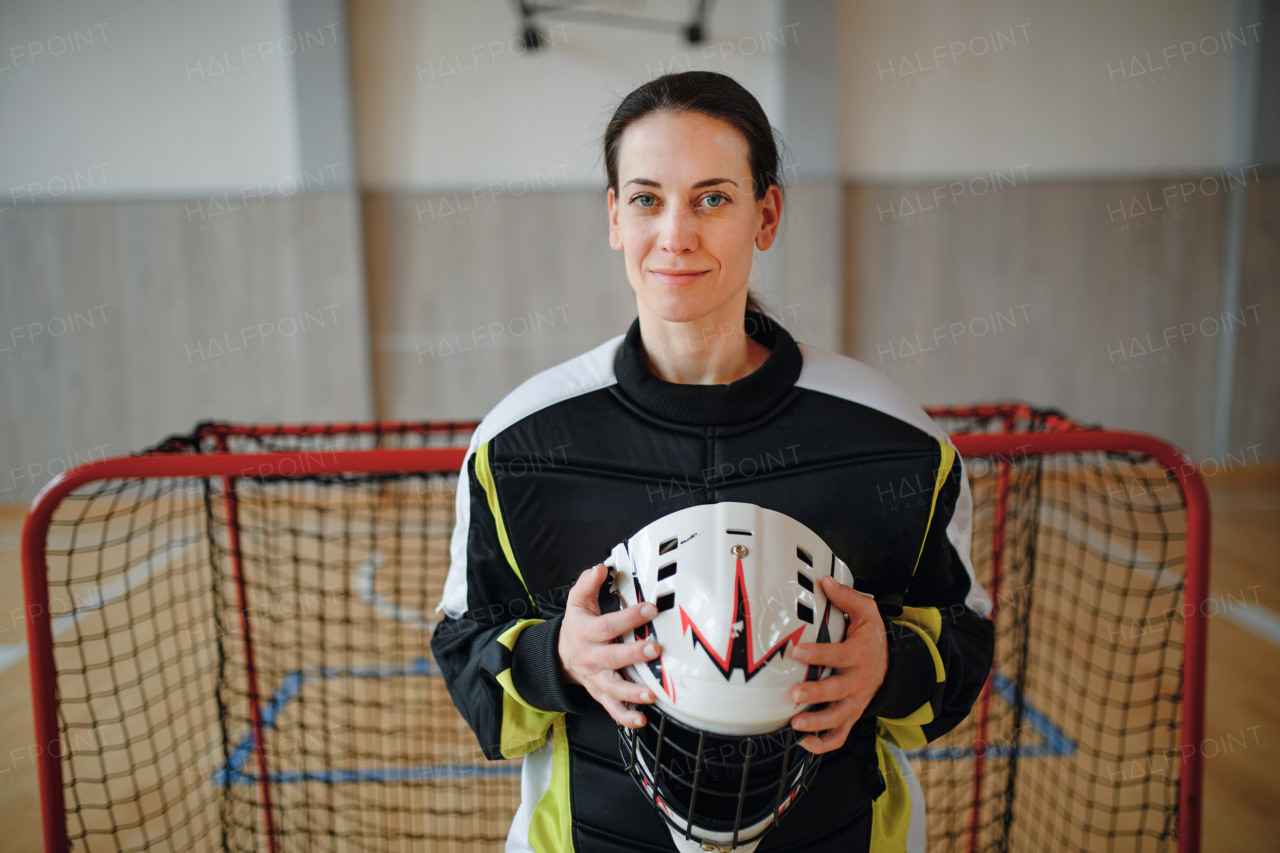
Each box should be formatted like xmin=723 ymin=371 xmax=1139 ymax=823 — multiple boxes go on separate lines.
xmin=701 ymin=192 xmax=728 ymax=208
xmin=631 ymin=193 xmax=657 ymax=208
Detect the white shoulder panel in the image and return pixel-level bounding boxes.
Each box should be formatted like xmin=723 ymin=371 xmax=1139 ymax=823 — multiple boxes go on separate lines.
xmin=439 ymin=334 xmax=626 ymax=619
xmin=794 ymin=345 xmax=992 ymax=618
xmin=794 ymin=344 xmax=949 ymax=443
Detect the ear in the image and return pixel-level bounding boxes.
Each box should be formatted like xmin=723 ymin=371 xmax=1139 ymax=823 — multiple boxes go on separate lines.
xmin=754 ymin=184 xmax=783 ymax=251
xmin=608 ymin=187 xmax=623 ymax=251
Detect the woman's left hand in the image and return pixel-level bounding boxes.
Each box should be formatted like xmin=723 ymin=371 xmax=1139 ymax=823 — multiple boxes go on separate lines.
xmin=787 ymin=575 xmax=889 ymax=754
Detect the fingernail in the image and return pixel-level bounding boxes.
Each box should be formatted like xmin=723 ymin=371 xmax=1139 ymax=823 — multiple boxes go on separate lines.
xmin=821 ymin=576 xmax=834 ymax=587
xmin=640 ymin=604 xmax=657 ymax=618
xmin=792 ymin=647 xmax=808 ymax=661
xmin=644 ymin=643 xmax=658 ymax=659
xmin=632 ymin=714 xmax=644 ymax=727
xmin=795 ymin=717 xmax=807 ymax=728
xmin=796 ymin=690 xmax=808 ymax=703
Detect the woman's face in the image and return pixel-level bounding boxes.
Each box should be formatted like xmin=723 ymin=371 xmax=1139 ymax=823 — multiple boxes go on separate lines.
xmin=608 ymin=111 xmax=781 ymax=324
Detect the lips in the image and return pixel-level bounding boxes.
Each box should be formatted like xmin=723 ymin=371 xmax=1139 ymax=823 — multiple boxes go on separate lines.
xmin=648 ymin=269 xmax=709 ymax=286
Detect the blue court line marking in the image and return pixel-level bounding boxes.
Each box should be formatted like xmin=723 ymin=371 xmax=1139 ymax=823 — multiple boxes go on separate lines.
xmin=905 ymin=671 xmax=1076 ymax=761
xmin=216 ymin=663 xmax=1072 ymax=786
xmin=213 ymin=657 xmax=521 ymax=786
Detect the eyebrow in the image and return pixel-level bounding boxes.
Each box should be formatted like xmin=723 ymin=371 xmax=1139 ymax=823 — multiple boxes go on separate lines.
xmin=622 ymin=177 xmax=739 ymax=190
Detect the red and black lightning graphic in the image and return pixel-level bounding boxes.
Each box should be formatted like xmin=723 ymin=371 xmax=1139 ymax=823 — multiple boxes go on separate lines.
xmin=679 ymin=557 xmax=806 ymax=682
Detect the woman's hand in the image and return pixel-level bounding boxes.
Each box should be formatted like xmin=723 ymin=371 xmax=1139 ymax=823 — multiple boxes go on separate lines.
xmin=559 ymin=563 xmax=661 ymax=729
xmin=788 ymin=575 xmax=889 ymax=754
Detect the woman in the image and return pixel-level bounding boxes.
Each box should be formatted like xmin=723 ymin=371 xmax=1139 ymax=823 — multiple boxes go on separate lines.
xmin=433 ymin=71 xmax=994 ymax=853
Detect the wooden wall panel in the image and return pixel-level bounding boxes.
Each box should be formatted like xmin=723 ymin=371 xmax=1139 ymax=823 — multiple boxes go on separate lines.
xmin=3 ymin=172 xmax=1267 ymax=504
xmin=0 ymin=194 xmax=371 ymax=502
xmin=1230 ymin=172 xmax=1280 ymax=459
xmin=362 ymin=189 xmax=635 ymax=422
xmin=843 ymin=178 xmax=1237 ymax=458
xmin=767 ymin=181 xmax=844 ymax=351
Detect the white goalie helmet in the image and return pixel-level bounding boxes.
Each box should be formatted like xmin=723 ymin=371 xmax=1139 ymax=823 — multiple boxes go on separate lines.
xmin=603 ymin=502 xmax=855 ymax=853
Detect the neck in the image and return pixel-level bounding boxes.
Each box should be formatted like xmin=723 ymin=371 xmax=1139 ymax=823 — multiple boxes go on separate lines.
xmin=636 ymin=295 xmax=771 ymax=385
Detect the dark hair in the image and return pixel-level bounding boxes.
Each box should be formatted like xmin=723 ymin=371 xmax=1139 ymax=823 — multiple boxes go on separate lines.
xmin=604 ymin=71 xmax=782 ymax=316
xmin=605 ymin=71 xmax=782 ymax=201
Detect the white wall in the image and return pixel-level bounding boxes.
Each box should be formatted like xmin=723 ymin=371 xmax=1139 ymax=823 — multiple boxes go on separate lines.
xmin=351 ymin=0 xmax=789 ymax=189
xmin=835 ymin=0 xmax=1255 ymax=180
xmin=2 ymin=0 xmax=1258 ymax=192
xmin=349 ymin=0 xmax=846 ymax=418
xmin=0 ymin=0 xmax=304 ymax=198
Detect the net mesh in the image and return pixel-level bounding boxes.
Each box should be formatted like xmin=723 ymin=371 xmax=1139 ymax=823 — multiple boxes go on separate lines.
xmin=919 ymin=406 xmax=1185 ymax=853
xmin=31 ymin=410 xmax=1190 ymax=852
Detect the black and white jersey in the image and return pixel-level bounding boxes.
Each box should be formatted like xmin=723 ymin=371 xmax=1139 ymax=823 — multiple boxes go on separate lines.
xmin=431 ymin=312 xmax=994 ymax=853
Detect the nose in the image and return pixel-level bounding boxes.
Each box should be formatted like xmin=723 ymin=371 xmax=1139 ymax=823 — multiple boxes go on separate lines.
xmin=656 ymin=205 xmax=699 ymax=255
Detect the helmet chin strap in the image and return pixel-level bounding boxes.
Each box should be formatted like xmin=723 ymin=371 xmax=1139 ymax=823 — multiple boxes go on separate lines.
xmin=663 ymin=825 xmax=766 ymax=853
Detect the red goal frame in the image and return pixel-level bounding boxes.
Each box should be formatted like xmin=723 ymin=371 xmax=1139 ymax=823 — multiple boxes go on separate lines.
xmin=20 ymin=415 xmax=1209 ymax=853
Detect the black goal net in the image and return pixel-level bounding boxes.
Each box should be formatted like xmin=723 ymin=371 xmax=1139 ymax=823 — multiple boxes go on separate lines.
xmin=24 ymin=410 xmax=1198 ymax=852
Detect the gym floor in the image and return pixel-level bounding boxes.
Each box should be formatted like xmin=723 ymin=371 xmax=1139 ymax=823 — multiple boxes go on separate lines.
xmin=0 ymin=466 xmax=1276 ymax=852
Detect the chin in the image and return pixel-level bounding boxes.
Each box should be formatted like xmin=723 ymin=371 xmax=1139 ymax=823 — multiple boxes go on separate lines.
xmin=637 ymin=283 xmax=738 ymax=326
xmin=648 ymin=298 xmax=714 ymax=325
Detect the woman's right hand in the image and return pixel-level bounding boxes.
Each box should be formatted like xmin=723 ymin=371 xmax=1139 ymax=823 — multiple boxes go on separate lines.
xmin=558 ymin=563 xmax=661 ymax=729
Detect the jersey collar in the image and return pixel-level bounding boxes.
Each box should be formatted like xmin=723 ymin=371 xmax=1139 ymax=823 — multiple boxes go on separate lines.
xmin=612 ymin=310 xmax=803 ymax=426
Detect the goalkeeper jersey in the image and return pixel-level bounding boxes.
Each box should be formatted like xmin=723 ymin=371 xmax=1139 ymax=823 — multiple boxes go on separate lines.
xmin=432 ymin=311 xmax=994 ymax=853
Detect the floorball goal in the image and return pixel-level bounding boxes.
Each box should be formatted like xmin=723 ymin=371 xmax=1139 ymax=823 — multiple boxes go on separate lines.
xmin=20 ymin=407 xmax=1208 ymax=853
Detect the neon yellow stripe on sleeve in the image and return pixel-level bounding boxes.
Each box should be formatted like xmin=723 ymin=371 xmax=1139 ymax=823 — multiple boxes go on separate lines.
xmin=528 ymin=716 xmax=574 ymax=852
xmin=491 ymin=620 xmax=561 ymax=758
xmin=870 ymin=737 xmax=914 ymax=853
xmin=474 ymin=440 xmax=530 ymax=595
xmin=910 ymin=440 xmax=956 ymax=578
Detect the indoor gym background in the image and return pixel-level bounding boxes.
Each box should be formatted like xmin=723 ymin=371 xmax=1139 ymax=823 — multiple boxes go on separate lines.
xmin=0 ymin=1 xmax=1277 ymax=851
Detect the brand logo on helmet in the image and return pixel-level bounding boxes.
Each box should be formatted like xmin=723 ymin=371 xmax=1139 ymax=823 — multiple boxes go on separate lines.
xmin=679 ymin=558 xmax=805 ymax=681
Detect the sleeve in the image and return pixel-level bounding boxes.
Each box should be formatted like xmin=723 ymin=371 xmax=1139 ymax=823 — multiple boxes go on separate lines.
xmin=430 ymin=441 xmax=593 ymax=761
xmin=861 ymin=440 xmax=996 ymax=750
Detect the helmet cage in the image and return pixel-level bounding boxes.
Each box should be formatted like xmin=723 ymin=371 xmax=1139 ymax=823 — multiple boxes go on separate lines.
xmin=618 ymin=705 xmax=822 ymax=851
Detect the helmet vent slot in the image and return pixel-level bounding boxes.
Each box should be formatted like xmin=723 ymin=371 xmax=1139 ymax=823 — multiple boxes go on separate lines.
xmin=796 ymin=547 xmax=813 ymax=566
xmin=797 ymin=603 xmax=815 ymax=624
xmin=726 ymin=528 xmax=753 ymax=536
xmin=658 ymin=562 xmax=678 ymax=581
xmin=659 ymin=537 xmax=679 ymax=555
xmin=656 ymin=592 xmax=676 ymax=612
xmin=796 ymin=572 xmax=814 ymax=593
